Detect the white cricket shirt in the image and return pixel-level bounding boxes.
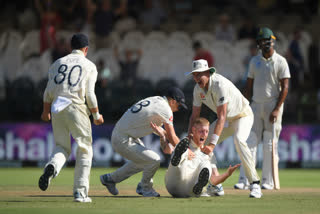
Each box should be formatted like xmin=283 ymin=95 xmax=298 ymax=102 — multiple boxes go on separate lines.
xmin=193 ymin=73 xmax=250 ymax=120
xmin=248 ymin=50 xmax=291 ymax=103
xmin=114 ymin=96 xmax=173 ymax=138
xmin=43 ymin=50 xmax=98 ymax=108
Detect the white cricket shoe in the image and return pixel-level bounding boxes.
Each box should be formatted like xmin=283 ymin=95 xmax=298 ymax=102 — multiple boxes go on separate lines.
xmin=73 ymin=192 xmax=92 ymax=203
xmin=100 ymin=174 xmax=119 ymax=195
xmin=206 ymin=184 xmax=225 ymax=196
xmin=39 ymin=164 xmax=55 ymax=191
xmin=234 ymin=183 xmax=249 ymax=190
xmin=249 ymin=183 xmax=263 ymax=198
xmin=261 ymin=183 xmax=274 ymax=190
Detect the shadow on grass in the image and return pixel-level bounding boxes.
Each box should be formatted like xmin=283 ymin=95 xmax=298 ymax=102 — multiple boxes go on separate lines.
xmin=27 ymin=195 xmax=174 ymax=199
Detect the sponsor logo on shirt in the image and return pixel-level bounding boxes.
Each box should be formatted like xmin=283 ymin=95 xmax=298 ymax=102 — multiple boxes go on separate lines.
xmin=169 ymin=116 xmax=173 ymax=122
xmin=200 ymin=93 xmax=205 ymax=100
xmin=219 ymin=97 xmax=225 ymax=103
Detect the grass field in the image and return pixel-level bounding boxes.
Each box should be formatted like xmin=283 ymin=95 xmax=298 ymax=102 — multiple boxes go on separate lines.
xmin=0 ymin=167 xmax=319 ymax=214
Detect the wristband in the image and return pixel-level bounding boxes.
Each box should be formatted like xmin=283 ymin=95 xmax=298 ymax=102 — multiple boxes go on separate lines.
xmin=209 ymin=134 xmax=219 ymax=145
xmin=92 ymin=112 xmax=100 ymax=120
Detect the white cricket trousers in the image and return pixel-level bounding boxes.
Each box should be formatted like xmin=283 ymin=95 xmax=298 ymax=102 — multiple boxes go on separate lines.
xmin=110 ymin=128 xmax=161 ymax=190
xmin=46 ymin=103 xmax=93 ymax=197
xmin=238 ymin=100 xmax=283 ymax=186
xmin=208 ymin=108 xmax=260 ymax=183
xmin=165 ymin=151 xmax=212 ymax=197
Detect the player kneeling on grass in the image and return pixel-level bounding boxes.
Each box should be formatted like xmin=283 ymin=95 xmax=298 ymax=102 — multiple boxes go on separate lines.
xmin=100 ymin=87 xmax=187 ymax=197
xmin=151 ymin=117 xmax=240 ymax=197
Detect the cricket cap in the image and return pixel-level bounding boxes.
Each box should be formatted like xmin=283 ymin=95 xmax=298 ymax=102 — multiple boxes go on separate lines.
xmin=166 ymin=87 xmax=187 ymax=110
xmin=256 ymin=27 xmax=276 ymax=40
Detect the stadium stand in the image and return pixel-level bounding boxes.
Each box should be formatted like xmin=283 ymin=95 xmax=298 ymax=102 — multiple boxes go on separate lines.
xmin=0 ymin=0 xmax=319 ymax=124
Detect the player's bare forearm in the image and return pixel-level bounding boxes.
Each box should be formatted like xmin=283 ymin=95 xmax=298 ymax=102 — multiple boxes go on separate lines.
xmin=210 ymin=163 xmax=241 ymax=185
xmin=164 ymin=123 xmax=180 ymax=146
xmin=274 ymin=78 xmax=289 ymax=111
xmin=270 ymin=78 xmax=289 ymax=123
xmin=151 ymin=122 xmax=174 ymax=153
xmin=214 ymin=117 xmax=225 ymax=136
xmin=41 ymin=102 xmax=51 ymax=122
xmin=244 ymin=78 xmax=253 ymax=101
xmin=214 ymin=104 xmax=227 ymax=136
xmin=160 ymin=136 xmax=174 ymax=154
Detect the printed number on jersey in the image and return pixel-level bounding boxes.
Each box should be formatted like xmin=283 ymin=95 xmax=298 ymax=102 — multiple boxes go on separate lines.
xmin=130 ymin=100 xmax=150 ymax=113
xmin=54 ymin=64 xmax=82 ymax=86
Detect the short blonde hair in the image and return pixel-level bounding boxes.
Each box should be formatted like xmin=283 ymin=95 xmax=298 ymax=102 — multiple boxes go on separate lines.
xmin=192 ymin=117 xmax=210 ymax=127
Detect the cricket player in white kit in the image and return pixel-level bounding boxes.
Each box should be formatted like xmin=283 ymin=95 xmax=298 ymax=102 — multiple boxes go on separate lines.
xmin=151 ymin=117 xmax=240 ymax=198
xmin=234 ymin=27 xmax=290 ymax=190
xmin=100 ymin=87 xmax=187 ymax=197
xmin=39 ymin=33 xmax=104 ymax=203
xmin=187 ymin=59 xmax=262 ymax=198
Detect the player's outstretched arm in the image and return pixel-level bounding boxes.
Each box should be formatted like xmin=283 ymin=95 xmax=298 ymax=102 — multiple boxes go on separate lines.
xmin=210 ymin=163 xmax=241 ymax=185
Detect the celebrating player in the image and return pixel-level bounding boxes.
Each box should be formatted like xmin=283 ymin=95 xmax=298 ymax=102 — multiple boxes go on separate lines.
xmin=187 ymin=59 xmax=262 ymax=198
xmin=38 ymin=33 xmax=104 ymax=203
xmin=100 ymin=87 xmax=187 ymax=197
xmin=234 ymin=27 xmax=290 ymax=190
xmin=151 ymin=117 xmax=240 ymax=197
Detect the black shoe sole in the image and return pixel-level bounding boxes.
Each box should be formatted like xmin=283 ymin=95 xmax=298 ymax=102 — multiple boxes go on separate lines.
xmin=39 ymin=164 xmax=55 ymax=191
xmin=171 ymin=138 xmax=189 ymax=166
xmin=193 ymin=168 xmax=209 ymax=195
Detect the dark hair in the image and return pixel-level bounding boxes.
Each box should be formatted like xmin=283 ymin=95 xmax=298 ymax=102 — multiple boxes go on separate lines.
xmin=71 ymin=33 xmax=89 ymax=50
xmin=193 ymin=40 xmax=202 ymax=50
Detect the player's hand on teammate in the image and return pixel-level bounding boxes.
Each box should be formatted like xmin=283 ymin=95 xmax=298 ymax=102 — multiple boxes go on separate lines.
xmin=150 ymin=122 xmax=166 ymax=138
xmin=41 ymin=111 xmax=51 ymax=122
xmin=187 ymin=149 xmax=195 ymax=160
xmin=226 ymin=163 xmax=241 ymax=176
xmin=94 ymin=115 xmax=104 ymax=125
xmin=201 ymin=144 xmax=215 ymax=155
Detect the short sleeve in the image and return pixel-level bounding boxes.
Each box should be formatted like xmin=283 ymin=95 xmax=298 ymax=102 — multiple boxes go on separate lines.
xmin=247 ymin=58 xmax=255 ymax=79
xmin=158 ymin=105 xmax=173 ymax=126
xmin=214 ymin=84 xmax=228 ymax=107
xmin=278 ymin=58 xmax=291 ymax=79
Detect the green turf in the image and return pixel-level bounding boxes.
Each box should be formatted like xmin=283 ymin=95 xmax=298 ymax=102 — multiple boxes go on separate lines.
xmin=0 ymin=167 xmax=319 ymax=214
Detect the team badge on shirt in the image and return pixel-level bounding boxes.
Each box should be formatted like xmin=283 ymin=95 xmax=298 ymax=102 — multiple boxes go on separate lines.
xmin=219 ymin=97 xmax=225 ymax=103
xmin=200 ymin=93 xmax=205 ymax=99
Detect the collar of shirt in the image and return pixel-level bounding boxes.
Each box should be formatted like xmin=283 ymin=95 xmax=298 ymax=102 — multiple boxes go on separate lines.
xmin=71 ymin=49 xmax=85 ymax=56
xmin=162 ymin=96 xmax=172 ymax=110
xmin=189 ymin=139 xmax=201 ymax=151
xmin=259 ymin=50 xmax=277 ymax=62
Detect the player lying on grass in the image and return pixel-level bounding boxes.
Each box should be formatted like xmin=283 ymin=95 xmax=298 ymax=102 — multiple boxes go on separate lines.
xmin=151 ymin=117 xmax=240 ymax=197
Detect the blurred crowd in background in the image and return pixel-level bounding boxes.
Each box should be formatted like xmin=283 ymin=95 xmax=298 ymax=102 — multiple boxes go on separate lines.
xmin=0 ymin=0 xmax=320 ymax=127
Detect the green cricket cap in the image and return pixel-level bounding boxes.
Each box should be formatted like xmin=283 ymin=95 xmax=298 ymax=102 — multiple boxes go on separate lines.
xmin=256 ymin=27 xmax=276 ymax=40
